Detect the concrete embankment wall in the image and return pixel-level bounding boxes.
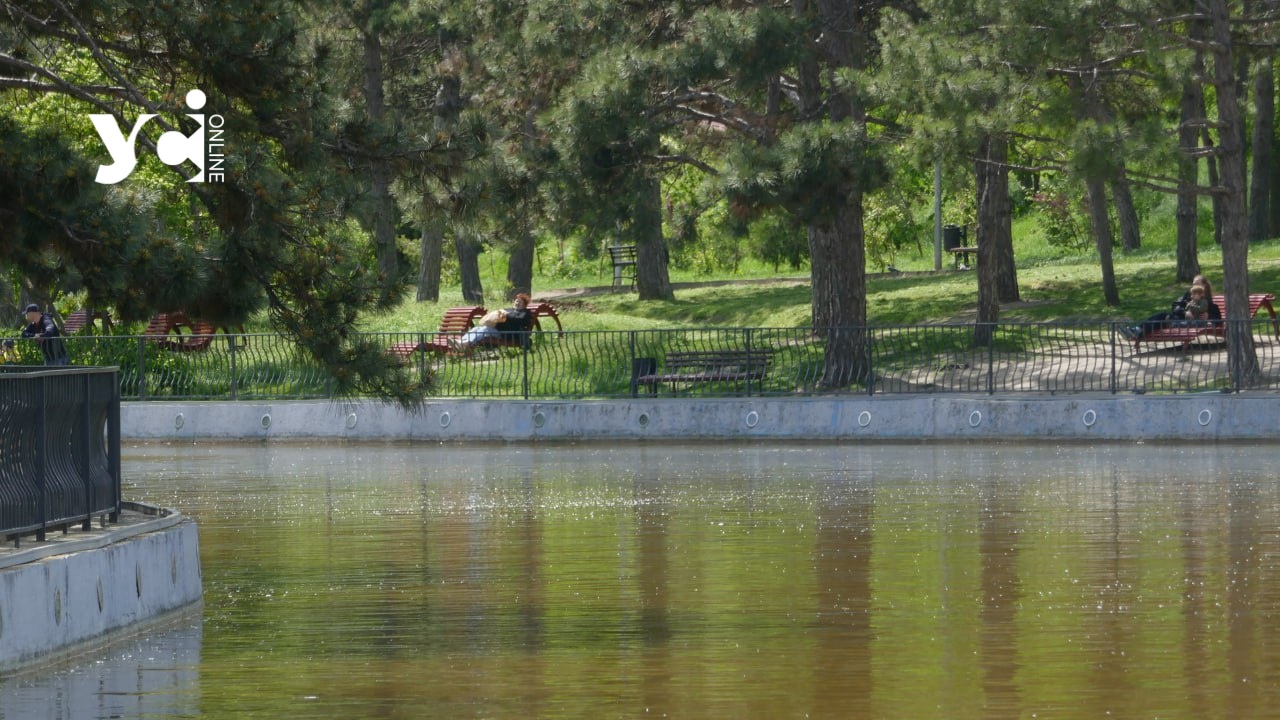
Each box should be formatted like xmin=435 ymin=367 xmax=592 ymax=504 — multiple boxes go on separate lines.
xmin=122 ymin=395 xmax=1280 ymax=442
xmin=0 ymin=507 xmax=202 ymax=674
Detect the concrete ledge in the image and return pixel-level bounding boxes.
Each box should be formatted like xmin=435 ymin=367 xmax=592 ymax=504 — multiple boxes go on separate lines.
xmin=0 ymin=507 xmax=202 ymax=673
xmin=122 ymin=394 xmax=1280 ymax=442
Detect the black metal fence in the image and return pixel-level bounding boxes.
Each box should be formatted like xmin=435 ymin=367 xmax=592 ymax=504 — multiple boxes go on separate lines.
xmin=6 ymin=319 xmax=1276 ymax=401
xmin=0 ymin=366 xmax=121 ymax=545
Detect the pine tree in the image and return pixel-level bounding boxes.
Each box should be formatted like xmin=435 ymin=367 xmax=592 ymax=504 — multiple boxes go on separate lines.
xmin=0 ymin=0 xmax=455 ymax=404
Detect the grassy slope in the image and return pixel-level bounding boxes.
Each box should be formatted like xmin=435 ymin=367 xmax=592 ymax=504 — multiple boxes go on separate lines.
xmin=371 ymin=239 xmax=1280 ymax=335
xmin=359 ymin=184 xmax=1280 ymax=334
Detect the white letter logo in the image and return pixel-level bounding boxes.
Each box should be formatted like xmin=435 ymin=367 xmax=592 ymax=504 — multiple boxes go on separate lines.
xmin=90 ymin=90 xmax=215 ymax=184
xmin=89 ymin=113 xmax=157 ymax=184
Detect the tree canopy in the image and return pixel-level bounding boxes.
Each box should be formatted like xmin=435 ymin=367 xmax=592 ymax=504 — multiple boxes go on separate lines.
xmin=3 ymin=0 xmax=1278 ymax=395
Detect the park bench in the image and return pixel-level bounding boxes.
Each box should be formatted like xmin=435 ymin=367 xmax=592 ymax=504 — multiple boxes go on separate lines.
xmin=946 ymin=246 xmax=978 ymax=270
xmin=528 ymin=301 xmax=564 ymax=335
xmin=484 ymin=301 xmax=563 ymax=350
xmin=634 ymin=349 xmax=772 ymax=395
xmin=388 ymin=306 xmax=487 ymax=358
xmin=62 ymin=308 xmax=111 ymax=335
xmin=608 ymin=245 xmax=637 ymax=290
xmin=145 ymin=312 xmax=243 ymax=352
xmin=1133 ymin=293 xmax=1279 ymax=351
xmin=388 ymin=302 xmax=561 ymax=358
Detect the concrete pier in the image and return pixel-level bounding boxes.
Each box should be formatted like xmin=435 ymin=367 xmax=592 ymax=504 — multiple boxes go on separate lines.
xmin=121 ymin=394 xmax=1280 ymax=442
xmin=0 ymin=503 xmax=202 ymax=673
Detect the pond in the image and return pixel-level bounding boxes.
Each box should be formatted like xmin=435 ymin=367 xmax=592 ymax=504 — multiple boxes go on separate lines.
xmin=4 ymin=441 xmax=1280 ymax=719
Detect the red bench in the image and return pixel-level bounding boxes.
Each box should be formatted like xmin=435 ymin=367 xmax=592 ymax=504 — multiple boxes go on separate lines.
xmin=389 ymin=301 xmax=564 ymax=358
xmin=1134 ymin=293 xmax=1278 ymax=351
xmin=529 ymin=302 xmax=563 ymax=335
xmin=388 ymin=306 xmax=488 ymax=358
xmin=63 ymin=308 xmax=111 ymax=335
xmin=145 ymin=312 xmax=242 ymax=352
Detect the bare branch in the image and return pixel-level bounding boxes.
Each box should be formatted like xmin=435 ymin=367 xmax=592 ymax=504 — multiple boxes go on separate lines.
xmin=0 ymin=74 xmax=130 ymax=97
xmin=650 ymin=153 xmax=719 ymax=175
xmin=47 ymin=0 xmax=159 ymax=112
xmin=0 ymin=51 xmax=124 ymax=114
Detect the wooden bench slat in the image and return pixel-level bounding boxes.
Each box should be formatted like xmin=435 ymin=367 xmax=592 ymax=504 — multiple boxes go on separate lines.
xmin=608 ymin=245 xmax=637 ymax=289
xmin=387 ymin=306 xmax=487 ymax=357
xmin=636 ymin=350 xmax=772 ymax=393
xmin=1134 ymin=292 xmax=1278 ymax=350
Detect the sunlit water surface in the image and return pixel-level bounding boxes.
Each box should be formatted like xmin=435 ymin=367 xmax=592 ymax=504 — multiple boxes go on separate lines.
xmin=4 ymin=442 xmax=1280 ymax=719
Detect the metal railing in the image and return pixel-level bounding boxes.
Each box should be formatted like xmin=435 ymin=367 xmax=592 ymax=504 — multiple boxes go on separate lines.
xmin=10 ymin=319 xmax=1280 ymax=401
xmin=0 ymin=366 xmax=121 ymax=545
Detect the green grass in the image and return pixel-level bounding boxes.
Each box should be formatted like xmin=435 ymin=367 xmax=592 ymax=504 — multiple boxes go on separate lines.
xmin=366 ymin=233 xmax=1280 ymax=334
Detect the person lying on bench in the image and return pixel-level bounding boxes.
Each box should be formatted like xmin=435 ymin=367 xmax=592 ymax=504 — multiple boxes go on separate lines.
xmin=1121 ymin=274 xmax=1221 ymax=340
xmin=453 ymin=293 xmax=534 ymax=350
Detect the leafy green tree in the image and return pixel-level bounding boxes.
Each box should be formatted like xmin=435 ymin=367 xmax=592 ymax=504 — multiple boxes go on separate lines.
xmin=551 ymin=1 xmax=914 ymax=383
xmin=0 ymin=0 xmax=451 ymax=404
xmin=877 ymin=0 xmax=1024 ymax=335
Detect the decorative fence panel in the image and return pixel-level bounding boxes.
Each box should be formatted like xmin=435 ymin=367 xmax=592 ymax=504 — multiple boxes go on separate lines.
xmin=23 ymin=319 xmax=1280 ymax=401
xmin=0 ymin=367 xmax=121 ymax=544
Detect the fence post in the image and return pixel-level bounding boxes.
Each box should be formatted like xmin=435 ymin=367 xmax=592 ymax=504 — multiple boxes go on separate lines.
xmin=865 ymin=327 xmax=875 ymax=396
xmin=137 ymin=336 xmax=148 ymax=400
xmin=229 ymin=334 xmax=239 ymax=400
xmin=522 ymin=342 xmax=530 ymax=400
xmin=79 ymin=372 xmax=92 ymax=530
xmin=108 ymin=370 xmax=120 ymax=522
xmin=744 ymin=328 xmax=753 ymax=397
xmin=987 ymin=323 xmax=996 ymax=395
xmin=36 ymin=374 xmax=47 ymax=542
xmin=1109 ymin=323 xmax=1118 ymax=394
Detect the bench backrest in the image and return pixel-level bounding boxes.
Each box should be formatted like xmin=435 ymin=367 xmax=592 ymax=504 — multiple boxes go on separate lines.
xmin=665 ymin=350 xmax=771 ymax=374
xmin=144 ymin=313 xmax=176 ymax=336
xmin=529 ymin=301 xmax=563 ymax=334
xmin=438 ymin=306 xmax=487 ymax=334
xmin=1211 ymin=293 xmax=1276 ymax=318
xmin=607 ymin=245 xmax=637 ymax=265
xmin=63 ymin=309 xmax=90 ymax=335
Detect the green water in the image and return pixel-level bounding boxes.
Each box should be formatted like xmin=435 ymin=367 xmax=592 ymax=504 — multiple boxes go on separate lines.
xmin=4 ymin=442 xmax=1280 ymax=719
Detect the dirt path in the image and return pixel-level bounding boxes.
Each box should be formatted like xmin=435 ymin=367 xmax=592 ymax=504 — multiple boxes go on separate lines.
xmin=534 ymin=276 xmax=809 ymax=302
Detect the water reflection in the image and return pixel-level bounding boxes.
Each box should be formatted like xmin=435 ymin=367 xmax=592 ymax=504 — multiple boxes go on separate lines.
xmin=0 ymin=616 xmax=201 ymax=720
xmin=15 ymin=442 xmax=1280 ymax=719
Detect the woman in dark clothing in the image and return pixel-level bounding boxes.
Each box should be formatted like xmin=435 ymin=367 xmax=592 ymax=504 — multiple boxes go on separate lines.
xmin=455 ymin=293 xmax=535 ymax=349
xmin=1123 ymin=275 xmax=1221 ymax=339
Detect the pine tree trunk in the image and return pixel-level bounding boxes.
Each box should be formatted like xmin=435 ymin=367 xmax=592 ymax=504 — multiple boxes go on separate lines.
xmin=974 ymin=135 xmax=1004 ymax=344
xmin=416 ymin=221 xmax=443 ymax=302
xmin=976 ymin=133 xmax=1018 ymax=305
xmin=417 ymin=73 xmax=462 ymax=304
xmin=506 ymin=217 xmax=536 ymax=298
xmin=362 ymin=28 xmax=400 ymax=304
xmin=1112 ymin=174 xmax=1141 ymax=251
xmin=1202 ymin=127 xmax=1225 ymax=244
xmin=633 ymin=175 xmax=674 ymax=301
xmin=1272 ymin=102 xmax=1280 ymax=236
xmin=1272 ymin=122 xmax=1280 ymax=236
xmin=1176 ymin=66 xmax=1203 ymax=283
xmin=808 ymin=202 xmax=869 ymax=388
xmin=1085 ymin=178 xmax=1121 ymax=306
xmin=456 ymin=232 xmax=484 ymax=304
xmin=1193 ymin=9 xmax=1223 ymax=246
xmin=1209 ymin=0 xmax=1259 ymax=386
xmin=1248 ymin=58 xmax=1274 ymax=242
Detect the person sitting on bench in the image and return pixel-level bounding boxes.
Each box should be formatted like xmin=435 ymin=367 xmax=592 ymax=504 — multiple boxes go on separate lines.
xmin=454 ymin=293 xmax=534 ymax=350
xmin=1181 ymin=284 xmax=1211 ymax=326
xmin=1121 ymin=275 xmax=1221 ymax=340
